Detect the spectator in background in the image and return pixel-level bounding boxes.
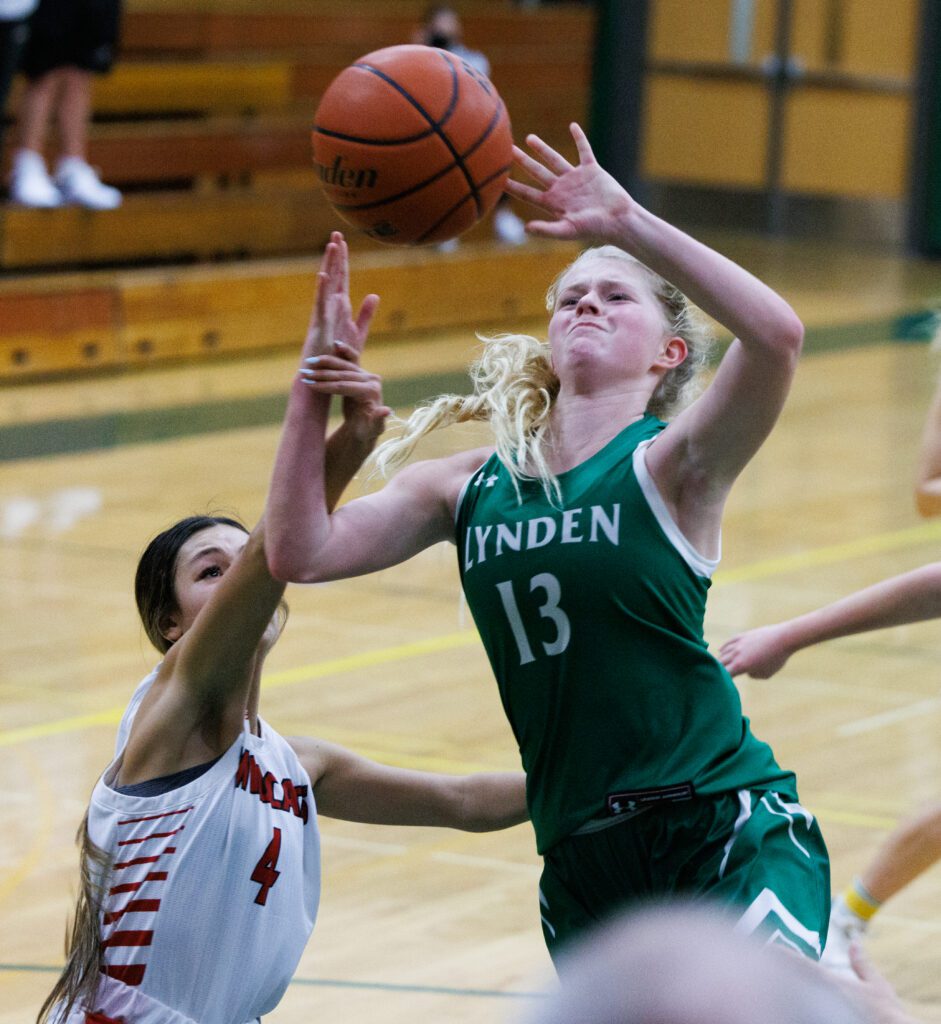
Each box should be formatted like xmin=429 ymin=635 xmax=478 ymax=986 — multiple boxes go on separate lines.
xmin=414 ymin=3 xmax=527 ymax=246
xmin=7 ymin=0 xmax=122 ymax=208
xmin=0 ymin=0 xmax=37 ymax=158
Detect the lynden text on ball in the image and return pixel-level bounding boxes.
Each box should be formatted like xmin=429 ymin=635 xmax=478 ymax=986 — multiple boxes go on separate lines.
xmin=312 ymin=44 xmax=514 ymax=246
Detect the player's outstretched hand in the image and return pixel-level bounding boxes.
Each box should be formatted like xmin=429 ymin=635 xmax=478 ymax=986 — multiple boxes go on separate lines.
xmin=299 ymin=339 xmax=391 ymax=443
xmin=302 ymin=230 xmax=380 ymax=363
xmin=718 ymin=623 xmax=794 ymax=679
xmin=504 ymin=122 xmax=633 ymax=244
xmin=841 ymin=943 xmax=923 ymax=1024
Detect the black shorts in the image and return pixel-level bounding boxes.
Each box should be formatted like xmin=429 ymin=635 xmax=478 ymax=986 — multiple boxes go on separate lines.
xmin=20 ymin=0 xmax=122 ymax=79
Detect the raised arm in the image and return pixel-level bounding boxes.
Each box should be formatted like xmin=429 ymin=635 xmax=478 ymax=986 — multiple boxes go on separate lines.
xmin=915 ymin=370 xmax=941 ymax=517
xmin=290 ymin=736 xmax=529 ymax=832
xmin=266 ymin=232 xmax=481 ymax=584
xmin=122 ymin=347 xmax=390 ymax=783
xmin=719 ymin=561 xmax=941 ymax=679
xmin=507 ymin=124 xmax=803 ymax=515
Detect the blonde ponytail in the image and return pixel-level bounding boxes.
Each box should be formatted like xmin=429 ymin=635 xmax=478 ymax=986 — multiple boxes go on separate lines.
xmin=374 ymin=330 xmax=562 ymax=501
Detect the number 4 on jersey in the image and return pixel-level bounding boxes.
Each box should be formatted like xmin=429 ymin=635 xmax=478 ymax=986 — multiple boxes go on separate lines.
xmin=251 ymin=827 xmax=282 ymax=905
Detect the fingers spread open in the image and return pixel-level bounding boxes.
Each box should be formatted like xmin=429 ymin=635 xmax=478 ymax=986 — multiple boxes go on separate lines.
xmin=525 ymin=219 xmax=575 ymax=240
xmin=503 ymin=177 xmax=546 ymax=210
xmin=568 ymin=122 xmax=596 ymax=164
xmin=524 ymin=133 xmax=573 ymax=175
xmin=513 ymin=143 xmax=555 ymax=187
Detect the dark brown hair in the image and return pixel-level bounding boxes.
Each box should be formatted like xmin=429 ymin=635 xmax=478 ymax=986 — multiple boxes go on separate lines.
xmin=134 ymin=514 xmax=248 ymax=653
xmin=36 ymin=813 xmax=112 ymax=1024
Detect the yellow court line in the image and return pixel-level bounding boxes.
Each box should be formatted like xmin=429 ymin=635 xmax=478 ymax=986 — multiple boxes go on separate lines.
xmin=816 ymin=808 xmax=898 ymax=830
xmin=714 ymin=519 xmax=941 ymax=586
xmin=3 ymin=519 xmax=941 ymax=752
xmin=0 ymin=708 xmax=125 ymax=748
xmin=0 ymin=631 xmax=481 ymax=750
xmin=263 ymin=630 xmax=480 ymax=689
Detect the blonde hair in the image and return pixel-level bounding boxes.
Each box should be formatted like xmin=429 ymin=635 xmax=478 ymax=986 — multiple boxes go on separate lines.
xmin=374 ymin=246 xmax=714 ymax=501
xmin=37 ymin=813 xmax=111 ymax=1024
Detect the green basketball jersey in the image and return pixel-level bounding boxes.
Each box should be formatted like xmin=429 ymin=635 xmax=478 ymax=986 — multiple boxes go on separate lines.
xmin=455 ymin=414 xmax=797 ymax=853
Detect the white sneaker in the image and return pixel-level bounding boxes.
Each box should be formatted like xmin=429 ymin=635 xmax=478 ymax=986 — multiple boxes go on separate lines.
xmin=8 ymin=150 xmax=63 ymax=208
xmin=821 ymin=896 xmax=868 ymax=977
xmin=55 ymin=157 xmax=122 ymax=210
xmin=493 ymin=206 xmax=527 ymax=245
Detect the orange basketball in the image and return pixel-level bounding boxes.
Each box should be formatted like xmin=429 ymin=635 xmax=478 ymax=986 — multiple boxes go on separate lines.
xmin=312 ymin=44 xmax=513 ymax=246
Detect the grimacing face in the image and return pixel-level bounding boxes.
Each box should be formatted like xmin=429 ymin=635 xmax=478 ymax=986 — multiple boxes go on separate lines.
xmin=547 ymin=256 xmax=678 ymax=387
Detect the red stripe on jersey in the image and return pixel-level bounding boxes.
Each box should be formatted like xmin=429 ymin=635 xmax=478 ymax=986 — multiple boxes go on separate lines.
xmin=103 ymin=899 xmax=161 ymax=925
xmin=108 ymin=881 xmax=142 ymax=895
xmin=117 ymin=827 xmax=184 ymax=846
xmin=101 ymin=963 xmax=146 ymax=986
xmin=113 ymin=854 xmax=160 ymax=870
xmin=102 ymin=930 xmax=153 ymax=948
xmin=114 ymin=844 xmax=178 ymax=869
xmin=117 ymin=807 xmax=192 ymax=826
xmin=108 ymin=871 xmax=167 ymax=896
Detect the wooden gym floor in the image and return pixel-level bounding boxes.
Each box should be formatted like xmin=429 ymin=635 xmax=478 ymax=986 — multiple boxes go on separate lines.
xmin=2 ymin=233 xmax=941 ymax=1023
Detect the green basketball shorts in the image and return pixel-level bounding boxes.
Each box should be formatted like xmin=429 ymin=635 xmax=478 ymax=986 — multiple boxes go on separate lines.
xmin=538 ymin=788 xmax=830 ymax=963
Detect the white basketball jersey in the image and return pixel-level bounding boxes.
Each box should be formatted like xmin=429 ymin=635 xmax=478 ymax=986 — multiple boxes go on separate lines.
xmin=83 ymin=680 xmax=321 ymax=1024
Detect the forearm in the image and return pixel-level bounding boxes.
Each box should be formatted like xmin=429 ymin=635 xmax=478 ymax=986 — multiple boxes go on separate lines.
xmin=323 ymin=417 xmax=382 ymax=512
xmin=778 ymin=563 xmax=941 ymax=655
xmin=458 ymin=771 xmax=529 ymax=832
xmin=266 ymin=377 xmax=332 ymax=581
xmin=915 ymin=380 xmax=941 ymax=516
xmin=606 ymin=204 xmax=802 ymax=354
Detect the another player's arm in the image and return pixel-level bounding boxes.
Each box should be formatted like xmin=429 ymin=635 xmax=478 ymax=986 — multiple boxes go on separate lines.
xmin=719 ymin=561 xmax=941 ymax=679
xmin=290 ymin=736 xmax=529 ymax=832
xmin=915 ymin=373 xmax=941 ymax=516
xmin=270 ymin=447 xmax=487 ymax=583
xmin=267 ymin=233 xmax=388 ymax=576
xmin=126 ymin=352 xmax=387 ymax=778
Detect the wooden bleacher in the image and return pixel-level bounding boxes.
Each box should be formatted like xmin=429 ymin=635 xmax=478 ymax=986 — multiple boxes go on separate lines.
xmin=0 ymin=0 xmax=595 ymax=381
xmin=0 ymin=241 xmax=577 ymax=378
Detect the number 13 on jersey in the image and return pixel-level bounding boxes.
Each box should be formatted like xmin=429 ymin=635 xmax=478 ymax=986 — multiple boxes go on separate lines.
xmin=496 ymin=572 xmax=571 ymax=666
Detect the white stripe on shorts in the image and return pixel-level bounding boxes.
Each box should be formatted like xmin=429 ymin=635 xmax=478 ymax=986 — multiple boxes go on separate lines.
xmin=717 ymin=789 xmax=753 ymax=880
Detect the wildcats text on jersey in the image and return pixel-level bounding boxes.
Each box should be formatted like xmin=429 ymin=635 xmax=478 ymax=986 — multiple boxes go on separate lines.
xmin=462 ymin=500 xmax=621 ymax=573
xmin=234 ymin=749 xmax=310 ymax=824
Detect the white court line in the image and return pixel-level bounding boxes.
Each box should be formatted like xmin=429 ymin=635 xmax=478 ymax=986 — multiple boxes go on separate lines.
xmin=431 ymin=851 xmax=542 ymax=876
xmin=837 ymin=696 xmax=941 ymax=737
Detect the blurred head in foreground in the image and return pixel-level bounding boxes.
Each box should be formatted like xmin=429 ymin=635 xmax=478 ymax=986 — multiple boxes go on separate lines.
xmin=522 ymin=901 xmax=873 ymax=1024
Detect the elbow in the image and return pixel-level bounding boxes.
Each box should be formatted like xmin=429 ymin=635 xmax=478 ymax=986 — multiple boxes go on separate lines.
xmin=266 ymin=553 xmax=292 ymax=584
xmin=266 ymin=546 xmax=314 ymax=584
xmin=777 ymin=309 xmax=804 ymax=360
